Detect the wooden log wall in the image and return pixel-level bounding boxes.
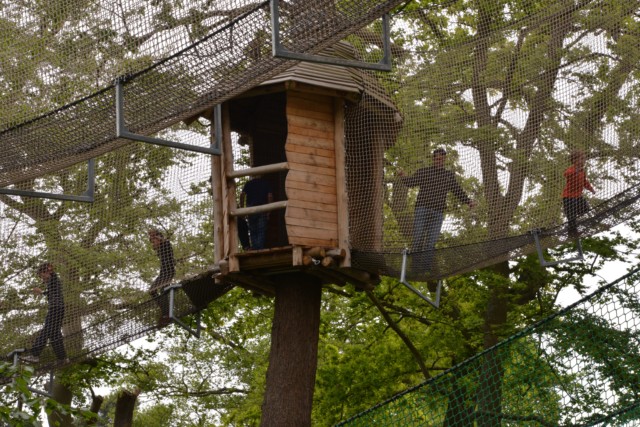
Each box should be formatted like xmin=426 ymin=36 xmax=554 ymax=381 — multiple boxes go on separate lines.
xmin=285 ymin=92 xmax=339 ymax=248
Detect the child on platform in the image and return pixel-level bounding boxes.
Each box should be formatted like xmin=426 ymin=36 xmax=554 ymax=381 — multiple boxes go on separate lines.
xmin=562 ymin=150 xmax=595 ymax=238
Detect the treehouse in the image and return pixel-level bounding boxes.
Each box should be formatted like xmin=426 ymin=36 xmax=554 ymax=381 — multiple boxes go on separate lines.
xmin=200 ymin=43 xmax=402 ymax=294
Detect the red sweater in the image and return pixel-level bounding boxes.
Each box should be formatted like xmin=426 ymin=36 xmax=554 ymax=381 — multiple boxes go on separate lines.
xmin=562 ymin=165 xmax=594 ymax=198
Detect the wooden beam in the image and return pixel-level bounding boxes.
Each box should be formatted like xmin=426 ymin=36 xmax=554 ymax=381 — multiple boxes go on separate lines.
xmin=221 ymin=103 xmax=239 ymax=271
xmin=211 ymin=111 xmax=224 ymax=265
xmin=287 ymin=133 xmax=334 ymax=150
xmin=286 ymin=206 xmax=337 ymax=222
xmin=288 ymin=125 xmax=334 ymax=140
xmin=285 ymin=179 xmax=336 ymax=195
xmin=289 ymin=235 xmax=338 ymax=247
xmin=286 ymin=199 xmax=338 ymax=213
xmin=292 ymin=246 xmax=303 ymax=266
xmin=334 ymin=98 xmax=351 ymax=267
xmin=287 ymin=170 xmax=336 ymax=187
xmin=224 ymin=272 xmax=276 ymax=297
xmin=286 ymin=151 xmax=336 ymax=169
xmin=231 ymin=200 xmax=288 ymax=217
xmin=286 ymin=216 xmax=337 ymax=231
xmin=238 ymin=250 xmax=295 ymax=270
xmin=288 ymin=115 xmax=334 ymax=132
xmin=287 ymin=94 xmax=334 ymax=113
xmin=285 ymin=143 xmax=335 ymax=159
xmin=286 ymin=107 xmax=333 ymax=122
xmin=287 ymin=161 xmax=336 ymax=177
xmin=287 ymin=82 xmax=360 ymax=103
xmin=226 ymin=162 xmax=289 ymax=179
xmin=285 ymin=187 xmax=337 ymax=205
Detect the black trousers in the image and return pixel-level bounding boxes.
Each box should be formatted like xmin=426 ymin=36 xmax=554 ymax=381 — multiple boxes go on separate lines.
xmin=32 ymin=305 xmax=66 ymax=360
xmin=150 ymin=278 xmax=171 ymax=318
xmin=563 ymin=197 xmax=590 ymax=236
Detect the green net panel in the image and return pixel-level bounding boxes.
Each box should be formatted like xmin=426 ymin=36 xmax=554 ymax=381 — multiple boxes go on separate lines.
xmin=338 ymin=266 xmax=640 ymax=426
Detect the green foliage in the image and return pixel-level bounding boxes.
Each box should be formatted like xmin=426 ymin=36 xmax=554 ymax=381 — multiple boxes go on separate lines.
xmin=0 ymin=362 xmax=97 ymax=426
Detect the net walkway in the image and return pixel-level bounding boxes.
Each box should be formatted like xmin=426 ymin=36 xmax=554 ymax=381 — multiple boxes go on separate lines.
xmin=345 ymin=1 xmax=640 ymax=280
xmin=0 ymin=0 xmax=403 ymax=370
xmin=0 ymin=0 xmax=640 ymax=376
xmin=337 ymin=265 xmax=640 ymax=426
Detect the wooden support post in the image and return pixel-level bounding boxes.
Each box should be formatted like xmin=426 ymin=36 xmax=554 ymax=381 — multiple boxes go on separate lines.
xmin=334 ymin=98 xmax=351 ymax=267
xmin=326 ymin=248 xmax=346 ymax=260
xmin=292 ymin=246 xmax=303 ymax=266
xmin=321 ymin=256 xmax=335 ymax=267
xmin=220 ymin=103 xmax=240 ymax=272
xmin=211 ymin=111 xmax=225 ymax=266
xmin=304 ymin=247 xmax=326 ymax=259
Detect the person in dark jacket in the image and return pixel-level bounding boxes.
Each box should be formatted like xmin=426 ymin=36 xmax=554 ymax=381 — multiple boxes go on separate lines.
xmin=401 ymin=148 xmax=475 ymax=274
xmin=239 ymin=177 xmax=273 ymax=250
xmin=148 ymin=229 xmax=176 ymax=326
xmin=22 ymin=263 xmax=67 ymax=363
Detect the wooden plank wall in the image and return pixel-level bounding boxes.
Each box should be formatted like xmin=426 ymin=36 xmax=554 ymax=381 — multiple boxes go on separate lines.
xmin=285 ymin=92 xmax=339 ymax=247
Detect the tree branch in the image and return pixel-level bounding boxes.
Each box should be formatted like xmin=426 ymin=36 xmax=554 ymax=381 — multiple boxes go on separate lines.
xmin=366 ymin=290 xmax=431 ymax=380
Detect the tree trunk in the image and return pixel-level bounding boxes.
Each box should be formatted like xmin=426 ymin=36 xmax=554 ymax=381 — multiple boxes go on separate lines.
xmin=113 ymin=388 xmax=140 ymax=427
xmin=87 ymin=395 xmax=104 ymax=426
xmin=48 ymin=378 xmax=73 ymax=427
xmin=260 ymin=273 xmax=322 ymax=427
xmin=476 ymin=261 xmax=509 ymax=427
xmin=443 ymin=371 xmax=474 ymax=427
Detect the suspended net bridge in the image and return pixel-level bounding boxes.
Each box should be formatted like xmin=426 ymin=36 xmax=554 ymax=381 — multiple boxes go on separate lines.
xmin=0 ymin=1 xmax=638 ymax=420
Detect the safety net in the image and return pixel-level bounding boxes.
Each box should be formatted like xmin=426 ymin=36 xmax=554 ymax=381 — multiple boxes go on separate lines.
xmin=0 ymin=0 xmax=402 ymax=370
xmin=1 ymin=0 xmax=640 ymax=374
xmin=337 ymin=265 xmax=640 ymax=426
xmin=345 ymin=0 xmax=640 ymax=280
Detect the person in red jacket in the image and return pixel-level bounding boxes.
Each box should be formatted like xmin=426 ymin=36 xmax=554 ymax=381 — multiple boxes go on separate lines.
xmin=562 ymin=150 xmax=595 ymax=238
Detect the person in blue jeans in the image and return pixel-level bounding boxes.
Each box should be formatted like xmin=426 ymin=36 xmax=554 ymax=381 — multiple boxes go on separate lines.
xmin=240 ymin=176 xmax=273 ymax=250
xmin=401 ymin=148 xmax=475 ymax=275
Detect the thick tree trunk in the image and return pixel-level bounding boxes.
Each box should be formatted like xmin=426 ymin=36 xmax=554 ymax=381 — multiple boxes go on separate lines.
xmin=113 ymin=388 xmax=140 ymax=427
xmin=476 ymin=262 xmax=509 ymax=427
xmin=48 ymin=379 xmax=73 ymax=427
xmin=443 ymin=371 xmax=474 ymax=427
xmin=87 ymin=395 xmax=104 ymax=426
xmin=260 ymin=273 xmax=322 ymax=427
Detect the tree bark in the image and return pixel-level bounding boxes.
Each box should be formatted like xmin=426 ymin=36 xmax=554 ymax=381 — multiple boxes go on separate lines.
xmin=48 ymin=378 xmax=74 ymax=427
xmin=113 ymin=388 xmax=140 ymax=427
xmin=260 ymin=273 xmax=322 ymax=427
xmin=87 ymin=395 xmax=104 ymax=426
xmin=477 ymin=262 xmax=509 ymax=427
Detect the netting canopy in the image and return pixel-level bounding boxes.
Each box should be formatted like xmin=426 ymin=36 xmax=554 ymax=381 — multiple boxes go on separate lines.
xmin=1 ymin=0 xmax=640 ymax=373
xmin=338 ymin=266 xmax=640 ymax=427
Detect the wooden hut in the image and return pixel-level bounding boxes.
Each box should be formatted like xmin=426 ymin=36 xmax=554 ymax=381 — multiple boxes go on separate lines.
xmin=205 ymin=43 xmax=402 ymax=294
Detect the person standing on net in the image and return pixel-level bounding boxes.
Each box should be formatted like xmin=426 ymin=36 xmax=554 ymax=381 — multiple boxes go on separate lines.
xmin=148 ymin=229 xmax=176 ymax=326
xmin=240 ymin=176 xmax=273 ymax=250
xmin=562 ymin=150 xmax=595 ymax=238
xmin=22 ymin=263 xmax=67 ymax=364
xmin=400 ymin=148 xmax=475 ymax=275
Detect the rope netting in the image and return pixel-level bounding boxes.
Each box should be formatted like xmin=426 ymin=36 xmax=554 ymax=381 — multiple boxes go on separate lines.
xmin=0 ymin=0 xmax=639 ymax=381
xmin=0 ymin=0 xmax=402 ymax=186
xmin=345 ymin=0 xmax=640 ymax=280
xmin=338 ymin=265 xmax=640 ymax=426
xmin=0 ymin=0 xmax=402 ymax=368
xmin=0 ymin=136 xmax=233 ymax=368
